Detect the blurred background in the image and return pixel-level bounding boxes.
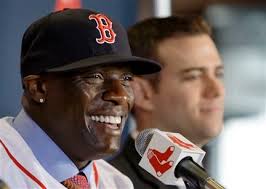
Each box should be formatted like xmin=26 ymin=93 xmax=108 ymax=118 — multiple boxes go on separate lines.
xmin=0 ymin=0 xmax=265 ymax=188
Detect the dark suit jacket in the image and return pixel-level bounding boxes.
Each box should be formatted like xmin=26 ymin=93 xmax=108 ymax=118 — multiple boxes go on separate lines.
xmin=109 ymin=137 xmax=187 ymax=189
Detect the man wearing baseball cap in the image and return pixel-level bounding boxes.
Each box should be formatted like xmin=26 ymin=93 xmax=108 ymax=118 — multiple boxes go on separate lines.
xmin=0 ymin=8 xmax=160 ymax=189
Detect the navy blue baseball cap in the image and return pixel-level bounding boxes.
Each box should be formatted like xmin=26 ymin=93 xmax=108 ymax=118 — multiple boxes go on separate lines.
xmin=20 ymin=8 xmax=161 ymax=78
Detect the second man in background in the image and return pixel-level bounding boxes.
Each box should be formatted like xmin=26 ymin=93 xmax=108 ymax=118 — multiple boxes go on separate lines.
xmin=110 ymin=15 xmax=225 ymax=189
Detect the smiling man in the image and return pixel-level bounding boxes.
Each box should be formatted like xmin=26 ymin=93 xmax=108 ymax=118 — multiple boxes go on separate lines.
xmin=0 ymin=9 xmax=160 ymax=189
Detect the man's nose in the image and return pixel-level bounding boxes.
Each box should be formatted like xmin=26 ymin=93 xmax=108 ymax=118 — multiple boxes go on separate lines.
xmin=102 ymin=79 xmax=132 ymax=106
xmin=203 ymin=76 xmax=225 ymax=99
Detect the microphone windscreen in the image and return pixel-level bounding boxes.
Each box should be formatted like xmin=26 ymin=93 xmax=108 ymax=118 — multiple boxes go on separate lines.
xmin=135 ymin=128 xmax=157 ymax=156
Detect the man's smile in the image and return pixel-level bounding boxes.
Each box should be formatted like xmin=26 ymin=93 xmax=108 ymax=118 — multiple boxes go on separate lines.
xmin=90 ymin=115 xmax=122 ymax=124
xmin=86 ymin=113 xmax=127 ymax=132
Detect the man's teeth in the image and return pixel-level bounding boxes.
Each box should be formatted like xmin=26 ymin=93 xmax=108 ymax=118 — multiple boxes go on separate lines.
xmin=90 ymin=115 xmax=122 ymax=124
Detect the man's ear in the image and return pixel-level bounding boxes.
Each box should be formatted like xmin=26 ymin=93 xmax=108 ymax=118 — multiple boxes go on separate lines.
xmin=22 ymin=75 xmax=47 ymax=103
xmin=131 ymin=77 xmax=154 ymax=112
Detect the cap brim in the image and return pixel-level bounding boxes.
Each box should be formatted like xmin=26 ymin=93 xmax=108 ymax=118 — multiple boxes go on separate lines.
xmin=45 ymin=54 xmax=161 ymax=75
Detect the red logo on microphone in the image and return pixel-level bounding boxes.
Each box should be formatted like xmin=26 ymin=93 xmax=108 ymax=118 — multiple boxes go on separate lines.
xmin=167 ymin=134 xmax=194 ymax=150
xmin=89 ymin=14 xmax=116 ymax=44
xmin=147 ymin=146 xmax=174 ymax=177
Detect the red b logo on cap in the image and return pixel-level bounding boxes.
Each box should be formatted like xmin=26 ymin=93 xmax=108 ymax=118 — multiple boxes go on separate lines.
xmin=89 ymin=14 xmax=116 ymax=44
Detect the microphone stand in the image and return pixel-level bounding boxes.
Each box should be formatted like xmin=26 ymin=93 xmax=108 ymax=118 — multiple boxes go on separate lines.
xmin=175 ymin=157 xmax=225 ymax=189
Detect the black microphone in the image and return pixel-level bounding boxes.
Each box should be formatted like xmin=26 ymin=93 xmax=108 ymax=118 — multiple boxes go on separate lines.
xmin=135 ymin=128 xmax=225 ymax=189
xmin=0 ymin=179 xmax=9 ymax=189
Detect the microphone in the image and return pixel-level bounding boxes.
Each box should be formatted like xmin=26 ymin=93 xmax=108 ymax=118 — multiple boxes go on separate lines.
xmin=0 ymin=179 xmax=9 ymax=189
xmin=135 ymin=128 xmax=225 ymax=189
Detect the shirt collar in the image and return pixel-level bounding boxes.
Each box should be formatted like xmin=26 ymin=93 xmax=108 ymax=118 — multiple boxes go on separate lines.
xmin=12 ymin=109 xmax=92 ymax=182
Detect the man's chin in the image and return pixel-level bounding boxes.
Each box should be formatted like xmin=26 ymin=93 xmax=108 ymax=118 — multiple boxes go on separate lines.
xmin=93 ymin=146 xmax=120 ymax=160
xmin=98 ymin=139 xmax=121 ymax=156
xmin=106 ymin=142 xmax=120 ymax=154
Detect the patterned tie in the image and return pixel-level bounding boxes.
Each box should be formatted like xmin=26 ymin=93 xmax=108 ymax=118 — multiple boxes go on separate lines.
xmin=62 ymin=172 xmax=90 ymax=189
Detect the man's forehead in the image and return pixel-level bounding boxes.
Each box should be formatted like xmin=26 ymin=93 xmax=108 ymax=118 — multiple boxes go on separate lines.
xmin=163 ymin=61 xmax=223 ymax=73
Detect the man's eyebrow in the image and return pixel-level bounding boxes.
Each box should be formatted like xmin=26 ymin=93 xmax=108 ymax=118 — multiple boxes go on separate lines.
xmin=180 ymin=65 xmax=224 ymax=74
xmin=180 ymin=67 xmax=205 ymax=74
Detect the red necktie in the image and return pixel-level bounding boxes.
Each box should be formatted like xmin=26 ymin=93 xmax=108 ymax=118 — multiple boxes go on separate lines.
xmin=62 ymin=172 xmax=90 ymax=189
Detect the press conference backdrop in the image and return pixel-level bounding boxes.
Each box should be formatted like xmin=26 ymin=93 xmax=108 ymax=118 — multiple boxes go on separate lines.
xmin=0 ymin=0 xmax=137 ymax=117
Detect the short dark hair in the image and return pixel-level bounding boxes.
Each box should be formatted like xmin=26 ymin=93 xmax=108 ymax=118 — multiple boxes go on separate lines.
xmin=127 ymin=15 xmax=212 ymax=90
xmin=128 ymin=15 xmax=211 ymax=60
